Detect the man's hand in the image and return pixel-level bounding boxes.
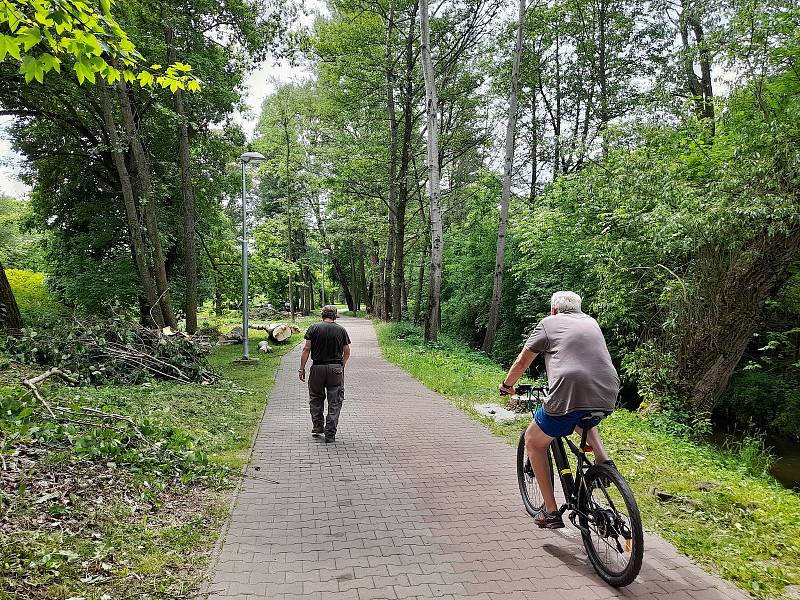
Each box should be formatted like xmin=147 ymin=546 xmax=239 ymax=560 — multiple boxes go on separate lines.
xmin=298 ymin=368 xmax=306 ymax=382
xmin=499 ymin=381 xmax=514 ymax=396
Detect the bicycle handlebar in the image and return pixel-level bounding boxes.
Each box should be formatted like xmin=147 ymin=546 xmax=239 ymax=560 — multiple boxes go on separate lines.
xmin=515 ymin=384 xmax=547 ymax=395
xmin=499 ymin=383 xmax=548 ymax=396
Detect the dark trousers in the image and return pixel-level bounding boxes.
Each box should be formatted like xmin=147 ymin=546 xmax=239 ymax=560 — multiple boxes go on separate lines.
xmin=308 ymin=364 xmax=345 ymax=436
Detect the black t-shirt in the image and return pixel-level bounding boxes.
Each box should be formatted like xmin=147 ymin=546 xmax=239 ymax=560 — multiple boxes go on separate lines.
xmin=305 ymin=321 xmax=351 ymax=364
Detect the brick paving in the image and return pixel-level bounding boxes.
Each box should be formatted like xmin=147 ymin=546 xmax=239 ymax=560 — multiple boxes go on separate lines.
xmin=206 ymin=317 xmax=749 ymax=600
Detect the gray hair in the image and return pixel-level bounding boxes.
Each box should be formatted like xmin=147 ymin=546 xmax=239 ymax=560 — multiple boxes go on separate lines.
xmin=321 ymin=305 xmax=338 ymax=320
xmin=551 ymin=291 xmax=582 ymax=313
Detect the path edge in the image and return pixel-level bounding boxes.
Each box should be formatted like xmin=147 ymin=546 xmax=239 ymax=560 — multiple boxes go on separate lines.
xmin=198 ymin=339 xmax=301 ymax=599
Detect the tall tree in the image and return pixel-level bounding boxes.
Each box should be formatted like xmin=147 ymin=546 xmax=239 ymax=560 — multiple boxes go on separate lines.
xmin=165 ymin=22 xmax=198 ymax=333
xmin=482 ymin=0 xmax=526 ymax=353
xmin=420 ymin=0 xmax=443 ymax=341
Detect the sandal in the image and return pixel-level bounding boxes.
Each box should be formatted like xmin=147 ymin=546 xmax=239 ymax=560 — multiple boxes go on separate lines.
xmin=534 ymin=510 xmax=565 ymax=529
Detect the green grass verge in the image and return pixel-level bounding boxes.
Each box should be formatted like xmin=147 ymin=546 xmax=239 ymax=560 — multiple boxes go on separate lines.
xmin=0 ymin=319 xmax=313 ymax=600
xmin=375 ymin=321 xmax=800 ymax=599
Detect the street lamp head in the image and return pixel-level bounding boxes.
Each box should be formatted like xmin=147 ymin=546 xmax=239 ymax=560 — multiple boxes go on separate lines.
xmin=240 ymin=151 xmax=266 ymax=164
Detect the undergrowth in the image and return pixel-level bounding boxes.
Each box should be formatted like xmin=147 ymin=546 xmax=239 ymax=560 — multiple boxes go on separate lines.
xmin=0 ymin=322 xmax=311 ymax=600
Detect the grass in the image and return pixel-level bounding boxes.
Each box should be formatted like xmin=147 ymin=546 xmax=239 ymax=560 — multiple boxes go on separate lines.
xmin=6 ymin=269 xmax=64 ymax=322
xmin=376 ymin=321 xmax=800 ymax=600
xmin=0 ymin=318 xmax=314 ymax=600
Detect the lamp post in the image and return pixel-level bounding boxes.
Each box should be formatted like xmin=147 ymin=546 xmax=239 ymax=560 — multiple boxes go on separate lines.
xmin=320 ymin=248 xmax=330 ymax=306
xmin=239 ymin=151 xmax=266 ymax=361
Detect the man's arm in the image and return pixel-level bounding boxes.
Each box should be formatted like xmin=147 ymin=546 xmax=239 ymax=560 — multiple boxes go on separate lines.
xmin=499 ymin=348 xmax=537 ymax=394
xmin=299 ymin=340 xmax=311 ymax=382
xmin=342 ymin=344 xmax=351 ymax=368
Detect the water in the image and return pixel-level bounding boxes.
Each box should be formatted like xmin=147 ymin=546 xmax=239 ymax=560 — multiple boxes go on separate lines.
xmin=766 ymin=435 xmax=800 ymax=490
xmin=710 ymin=430 xmax=800 ymax=490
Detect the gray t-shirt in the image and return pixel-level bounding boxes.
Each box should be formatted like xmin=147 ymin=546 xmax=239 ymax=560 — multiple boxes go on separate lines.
xmin=524 ymin=311 xmax=619 ymax=416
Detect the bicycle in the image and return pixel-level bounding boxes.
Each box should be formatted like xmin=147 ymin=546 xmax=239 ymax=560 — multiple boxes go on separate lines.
xmin=514 ymin=384 xmax=644 ymax=587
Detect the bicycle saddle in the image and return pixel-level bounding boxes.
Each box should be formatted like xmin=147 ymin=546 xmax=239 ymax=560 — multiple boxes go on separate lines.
xmin=582 ymin=411 xmax=611 ymax=420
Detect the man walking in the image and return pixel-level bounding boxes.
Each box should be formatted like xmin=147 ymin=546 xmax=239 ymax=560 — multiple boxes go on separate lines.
xmin=299 ymin=305 xmax=351 ymax=443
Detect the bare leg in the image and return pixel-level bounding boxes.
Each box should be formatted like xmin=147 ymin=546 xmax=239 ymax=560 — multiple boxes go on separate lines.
xmin=575 ymin=426 xmax=609 ymax=463
xmin=525 ymin=421 xmax=557 ymax=513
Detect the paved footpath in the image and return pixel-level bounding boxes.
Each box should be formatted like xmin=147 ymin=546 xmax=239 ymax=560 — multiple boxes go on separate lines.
xmin=206 ymin=317 xmax=749 ymax=600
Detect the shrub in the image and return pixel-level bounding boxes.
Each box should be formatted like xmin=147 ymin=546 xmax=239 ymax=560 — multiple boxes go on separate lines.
xmin=716 ymin=371 xmax=800 ymax=438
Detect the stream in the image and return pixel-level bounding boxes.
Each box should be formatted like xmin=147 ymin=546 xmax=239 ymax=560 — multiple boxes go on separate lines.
xmin=710 ymin=430 xmax=800 ymax=490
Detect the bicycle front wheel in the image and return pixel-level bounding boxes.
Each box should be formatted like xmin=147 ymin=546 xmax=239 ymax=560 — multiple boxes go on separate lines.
xmin=516 ymin=430 xmax=553 ymax=518
xmin=579 ymin=463 xmax=644 ymax=587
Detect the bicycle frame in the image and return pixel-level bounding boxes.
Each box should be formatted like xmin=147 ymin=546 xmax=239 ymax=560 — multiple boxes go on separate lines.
xmin=524 ymin=386 xmax=596 ymax=520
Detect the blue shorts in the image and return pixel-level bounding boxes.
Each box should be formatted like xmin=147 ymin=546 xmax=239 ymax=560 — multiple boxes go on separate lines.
xmin=534 ymin=406 xmax=603 ymax=438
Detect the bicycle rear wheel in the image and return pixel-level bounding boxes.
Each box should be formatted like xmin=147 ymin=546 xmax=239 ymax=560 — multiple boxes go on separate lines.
xmin=516 ymin=430 xmax=553 ymax=518
xmin=579 ymin=464 xmax=644 ymax=587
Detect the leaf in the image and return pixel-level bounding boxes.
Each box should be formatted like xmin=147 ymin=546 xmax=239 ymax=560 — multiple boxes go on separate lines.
xmin=16 ymin=26 xmax=43 ymax=51
xmin=0 ymin=34 xmax=21 ymax=60
xmin=136 ymin=70 xmax=154 ymax=87
xmin=19 ymin=55 xmax=41 ymax=83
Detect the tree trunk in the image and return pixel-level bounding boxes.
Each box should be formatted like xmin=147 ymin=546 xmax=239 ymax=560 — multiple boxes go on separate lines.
xmin=402 ymin=269 xmax=409 ymax=314
xmin=597 ymin=0 xmax=610 ymax=155
xmin=332 ymin=253 xmax=354 ymax=311
xmin=391 ymin=3 xmax=417 ymax=323
xmin=308 ymin=266 xmax=316 ymax=311
xmin=166 ymin=25 xmax=198 ymax=333
xmin=359 ymin=246 xmax=371 ymax=315
xmin=384 ymin=7 xmax=399 ymax=322
xmin=99 ymin=86 xmax=164 ymax=327
xmin=554 ymin=24 xmax=563 ymax=177
xmin=414 ymin=250 xmax=426 ymax=325
xmin=350 ymin=246 xmax=360 ymax=313
xmin=0 ymin=262 xmax=22 ymax=333
xmin=482 ymin=0 xmax=525 ymax=353
xmin=420 ymin=0 xmax=443 ymax=342
xmin=369 ymin=242 xmax=384 ymax=317
xmin=679 ymin=3 xmax=713 ymax=128
xmin=674 ymin=228 xmax=800 ymax=411
xmin=116 ymin=79 xmax=177 ymax=328
xmin=285 ymin=128 xmax=295 ymax=322
xmin=689 ymin=17 xmax=715 ymax=127
xmin=530 ymin=92 xmax=538 ymax=205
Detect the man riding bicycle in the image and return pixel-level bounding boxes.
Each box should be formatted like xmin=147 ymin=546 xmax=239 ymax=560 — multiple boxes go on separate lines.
xmin=500 ymin=291 xmax=620 ymax=529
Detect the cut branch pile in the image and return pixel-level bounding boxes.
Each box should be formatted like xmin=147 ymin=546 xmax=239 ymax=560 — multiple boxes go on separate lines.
xmin=21 ymin=368 xmax=155 ymax=447
xmin=2 ymin=315 xmax=216 ymax=385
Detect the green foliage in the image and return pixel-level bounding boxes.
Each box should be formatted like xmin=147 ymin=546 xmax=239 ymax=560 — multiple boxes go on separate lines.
xmin=717 ymin=371 xmax=800 ymax=438
xmin=0 ymin=0 xmax=199 ymax=90
xmin=5 ymin=268 xmax=62 ymax=322
xmin=0 ymin=196 xmax=43 ymax=270
xmin=376 ymin=321 xmax=800 ymax=599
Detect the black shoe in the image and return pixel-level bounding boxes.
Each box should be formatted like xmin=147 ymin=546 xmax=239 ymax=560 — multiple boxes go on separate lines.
xmin=311 ymin=428 xmax=323 ymax=438
xmin=324 ymin=434 xmax=335 ymax=443
xmin=534 ymin=510 xmax=565 ymax=529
